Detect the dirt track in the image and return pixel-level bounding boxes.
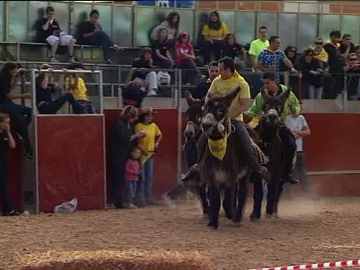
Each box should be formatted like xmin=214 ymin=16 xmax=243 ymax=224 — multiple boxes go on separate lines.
xmin=2 ymin=196 xmax=360 ymax=270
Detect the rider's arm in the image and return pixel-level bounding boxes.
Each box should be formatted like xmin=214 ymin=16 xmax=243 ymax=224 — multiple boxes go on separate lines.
xmin=228 ymin=79 xmax=251 ymax=118
xmin=245 ymin=93 xmax=264 ymax=119
xmin=288 ymin=91 xmax=301 ymax=115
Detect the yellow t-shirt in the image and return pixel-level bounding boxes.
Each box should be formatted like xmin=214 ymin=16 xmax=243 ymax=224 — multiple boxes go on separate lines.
xmin=208 ymin=71 xmax=251 ymax=118
xmin=135 ymin=122 xmax=162 ymax=161
xmin=201 ymin=22 xmax=229 ymax=40
xmin=65 ymin=77 xmax=89 ymax=101
xmin=313 ymin=48 xmax=328 ymax=63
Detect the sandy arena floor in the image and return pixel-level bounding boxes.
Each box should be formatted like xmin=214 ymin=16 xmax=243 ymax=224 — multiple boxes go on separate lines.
xmin=2 ymin=196 xmax=360 ymax=270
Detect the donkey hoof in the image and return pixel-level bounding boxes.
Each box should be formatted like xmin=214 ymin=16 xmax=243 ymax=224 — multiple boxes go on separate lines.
xmin=207 ymin=221 xmax=218 ymax=230
xmin=232 ymin=216 xmax=242 ymax=223
xmin=250 ymin=213 xmax=260 ymax=222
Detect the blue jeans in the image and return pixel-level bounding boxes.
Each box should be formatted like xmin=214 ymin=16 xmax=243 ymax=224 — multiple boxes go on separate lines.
xmin=127 ymin=181 xmax=137 ymax=204
xmin=136 ymin=158 xmax=154 ymax=203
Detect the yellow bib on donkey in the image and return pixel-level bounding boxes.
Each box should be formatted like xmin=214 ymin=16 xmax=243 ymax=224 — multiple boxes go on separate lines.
xmin=208 ymin=134 xmax=229 ymax=161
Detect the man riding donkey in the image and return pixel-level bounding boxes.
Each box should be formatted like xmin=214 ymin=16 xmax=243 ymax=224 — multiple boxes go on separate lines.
xmin=244 ymin=72 xmax=301 ymax=185
xmin=182 ymin=57 xmax=269 ymax=229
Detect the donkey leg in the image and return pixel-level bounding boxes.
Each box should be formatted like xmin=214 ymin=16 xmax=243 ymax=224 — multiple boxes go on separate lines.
xmin=233 ymin=179 xmax=248 ymax=223
xmin=273 ymin=181 xmax=285 ymax=217
xmin=222 ymin=185 xmax=234 ymax=220
xmin=207 ymin=185 xmax=221 ymax=229
xmin=266 ymin=180 xmax=276 ymax=216
xmin=251 ymin=178 xmax=263 ymax=221
xmin=197 ymin=184 xmax=209 ymax=215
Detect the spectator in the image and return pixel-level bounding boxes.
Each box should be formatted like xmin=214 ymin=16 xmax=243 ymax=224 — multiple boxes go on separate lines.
xmin=175 ymin=32 xmax=200 ymax=85
xmin=77 ymin=9 xmax=119 ymax=64
xmin=0 ymin=63 xmax=32 ymax=159
xmin=284 ymin=107 xmax=311 ymax=191
xmin=65 ymin=63 xmax=95 ymax=114
xmin=298 ymin=48 xmax=324 ymax=99
xmin=323 ymin=30 xmax=345 ymax=99
xmin=249 ymin=26 xmax=269 ymax=70
xmin=110 ymin=105 xmax=145 ymax=208
xmin=188 ymin=61 xmax=219 ymax=101
xmin=152 ymin=27 xmax=174 ymax=69
xmin=222 ymin=33 xmax=247 ymax=70
xmin=131 ymin=48 xmax=159 ymax=96
xmin=313 ymin=37 xmax=329 ymax=65
xmin=339 ymin=34 xmax=356 ymax=58
xmin=284 ymin=46 xmax=298 ymax=66
xmin=0 ymin=113 xmax=20 ymax=216
xmin=355 ymin=45 xmax=360 ymax=60
xmin=200 ymin=11 xmax=230 ymax=64
xmin=257 ymin=36 xmax=296 ymax=82
xmin=36 ymin=72 xmax=82 ymax=114
xmin=124 ymin=147 xmax=142 ymax=209
xmin=135 ymin=108 xmax=162 ymax=206
xmin=344 ymin=53 xmax=360 ymax=100
xmin=150 ymin=11 xmax=180 ymax=47
xmin=36 ymin=6 xmax=76 ymax=63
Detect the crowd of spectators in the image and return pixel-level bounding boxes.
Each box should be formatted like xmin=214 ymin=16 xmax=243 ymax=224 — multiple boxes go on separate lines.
xmin=30 ymin=6 xmax=360 ymax=102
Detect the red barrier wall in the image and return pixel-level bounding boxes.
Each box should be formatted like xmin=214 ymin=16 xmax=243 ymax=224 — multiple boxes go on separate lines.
xmin=1 ymin=146 xmax=24 ymax=211
xmin=104 ymin=109 xmax=178 ymax=201
xmin=37 ymin=116 xmax=105 ymax=213
xmin=304 ymin=113 xmax=360 ymax=171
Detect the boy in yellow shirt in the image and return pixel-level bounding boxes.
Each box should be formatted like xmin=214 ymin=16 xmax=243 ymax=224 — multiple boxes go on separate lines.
xmin=134 ymin=108 xmax=162 ymax=206
xmin=65 ymin=63 xmax=95 ymax=114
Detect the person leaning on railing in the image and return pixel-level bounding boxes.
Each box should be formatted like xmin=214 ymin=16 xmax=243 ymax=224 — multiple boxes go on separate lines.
xmin=344 ymin=53 xmax=360 ymax=100
xmin=0 ymin=63 xmax=33 ymax=159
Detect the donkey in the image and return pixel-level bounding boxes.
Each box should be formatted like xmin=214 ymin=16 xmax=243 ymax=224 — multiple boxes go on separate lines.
xmin=250 ymin=89 xmax=293 ymax=220
xmin=199 ymin=87 xmax=251 ymax=229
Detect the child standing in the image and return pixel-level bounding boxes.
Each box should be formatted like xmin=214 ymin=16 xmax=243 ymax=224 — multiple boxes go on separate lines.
xmin=125 ymin=147 xmax=142 ymax=209
xmin=135 ymin=108 xmax=162 ymax=206
xmin=0 ymin=113 xmax=19 ymax=216
xmin=285 ymin=109 xmax=311 ymax=191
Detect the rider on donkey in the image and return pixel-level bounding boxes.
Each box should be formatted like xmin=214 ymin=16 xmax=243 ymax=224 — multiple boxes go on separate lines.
xmin=204 ymin=56 xmax=268 ymax=180
xmin=244 ymin=72 xmax=301 ymax=184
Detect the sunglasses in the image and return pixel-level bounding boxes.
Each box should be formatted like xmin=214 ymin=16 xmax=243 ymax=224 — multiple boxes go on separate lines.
xmin=315 ymin=42 xmax=323 ymax=45
xmin=349 ymin=58 xmax=357 ymax=61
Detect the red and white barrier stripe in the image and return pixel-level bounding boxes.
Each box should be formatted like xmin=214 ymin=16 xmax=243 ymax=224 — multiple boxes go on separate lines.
xmin=249 ymin=259 xmax=360 ymax=270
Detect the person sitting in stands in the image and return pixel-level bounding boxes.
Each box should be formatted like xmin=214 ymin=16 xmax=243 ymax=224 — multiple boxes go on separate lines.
xmin=65 ymin=63 xmax=95 ymax=114
xmin=131 ymin=48 xmax=159 ymax=97
xmin=36 ymin=6 xmax=76 ymax=63
xmin=152 ymin=27 xmax=174 ymax=69
xmin=150 ymin=11 xmax=180 ymax=48
xmin=199 ymin=11 xmax=230 ymax=64
xmin=175 ymin=32 xmax=200 ymax=85
xmin=188 ymin=61 xmax=219 ymax=101
xmin=76 ymin=9 xmax=119 ymax=64
xmin=222 ymin=33 xmax=247 ymax=70
xmin=36 ymin=71 xmax=81 ymax=114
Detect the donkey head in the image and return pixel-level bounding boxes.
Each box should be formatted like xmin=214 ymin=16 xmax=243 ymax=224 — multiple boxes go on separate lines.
xmin=184 ymin=92 xmax=204 ymax=141
xmin=261 ymin=88 xmax=290 ymax=115
xmin=201 ymin=87 xmax=240 ymax=139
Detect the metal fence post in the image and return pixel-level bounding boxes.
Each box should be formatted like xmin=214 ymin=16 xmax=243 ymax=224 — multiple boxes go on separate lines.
xmin=176 ymin=68 xmax=183 ymax=183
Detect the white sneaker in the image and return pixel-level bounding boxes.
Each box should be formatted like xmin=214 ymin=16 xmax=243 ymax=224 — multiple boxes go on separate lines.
xmin=147 ymin=89 xmax=158 ymax=96
xmin=50 ymin=57 xmax=58 ymax=63
xmin=128 ymin=203 xmax=138 ymax=209
xmin=335 ymin=94 xmax=344 ymax=111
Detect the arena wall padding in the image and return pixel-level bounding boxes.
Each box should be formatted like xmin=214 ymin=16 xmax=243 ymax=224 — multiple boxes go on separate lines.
xmin=104 ymin=109 xmax=178 ymax=201
xmin=304 ymin=113 xmax=360 ymax=171
xmin=37 ymin=115 xmax=105 ymax=213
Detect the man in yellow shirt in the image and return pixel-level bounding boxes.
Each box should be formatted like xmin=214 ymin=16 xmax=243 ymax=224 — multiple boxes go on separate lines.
xmin=249 ymin=26 xmax=270 ymax=70
xmin=313 ymin=37 xmax=329 ymax=64
xmin=205 ymin=57 xmax=268 ymax=180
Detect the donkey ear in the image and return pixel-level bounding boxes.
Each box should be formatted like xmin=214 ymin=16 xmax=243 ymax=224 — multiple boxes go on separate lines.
xmin=279 ymin=89 xmax=291 ymax=103
xmin=261 ymin=88 xmax=271 ymax=102
xmin=218 ymin=86 xmax=241 ymax=106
